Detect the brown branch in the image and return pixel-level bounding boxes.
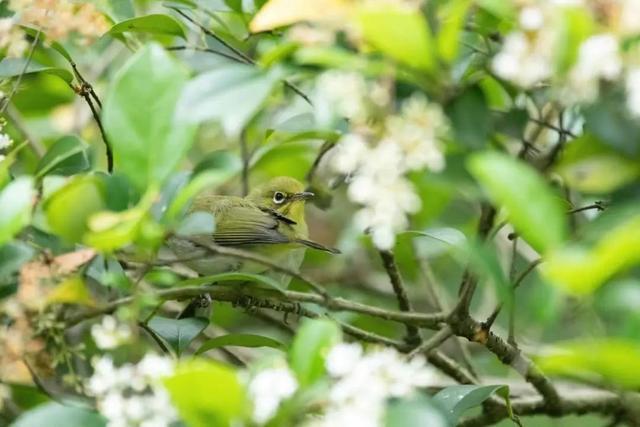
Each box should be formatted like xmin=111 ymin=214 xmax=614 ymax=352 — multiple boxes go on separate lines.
xmin=408 ymin=325 xmax=453 ymax=358
xmin=379 ymin=250 xmax=421 ymax=345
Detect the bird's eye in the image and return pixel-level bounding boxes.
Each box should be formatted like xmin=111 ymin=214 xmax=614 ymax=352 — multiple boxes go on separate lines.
xmin=273 ymin=191 xmax=286 ymax=204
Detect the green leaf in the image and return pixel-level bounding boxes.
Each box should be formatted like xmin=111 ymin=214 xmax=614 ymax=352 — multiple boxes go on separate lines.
xmin=433 ymin=384 xmax=513 ymax=423
xmin=192 ymin=150 xmax=243 ymax=177
xmin=45 ymin=176 xmax=106 ymax=244
xmin=164 ymin=359 xmax=246 ymax=427
xmin=468 ymin=152 xmax=567 ymax=253
xmin=584 ymin=91 xmax=640 ymax=157
xmin=148 ymin=316 xmax=209 ymax=356
xmin=35 ymin=136 xmax=90 ymax=178
xmin=535 ymin=339 xmax=640 ymax=388
xmin=177 ymin=272 xmax=286 ymax=294
xmin=357 ymin=5 xmax=435 ymax=72
xmin=0 ymin=177 xmax=35 ymax=245
xmin=437 ymin=0 xmax=472 ymax=64
xmin=0 ymin=241 xmax=34 ymax=280
xmin=103 ymin=43 xmax=196 ymax=191
xmin=555 ymin=134 xmax=640 ymax=193
xmin=196 ymin=333 xmax=284 ymax=355
xmin=11 ymin=402 xmax=106 ymax=427
xmin=176 ymin=63 xmax=282 ymax=137
xmin=289 ymin=318 xmax=341 ymax=386
xmin=107 ymin=14 xmax=186 ymax=39
xmin=108 ymin=0 xmax=135 ymax=20
xmin=446 ymin=86 xmax=491 ymax=149
xmin=0 ymin=58 xmax=73 ymax=83
xmin=175 ymin=211 xmax=215 ymax=237
xmin=385 ymin=395 xmax=450 ymax=427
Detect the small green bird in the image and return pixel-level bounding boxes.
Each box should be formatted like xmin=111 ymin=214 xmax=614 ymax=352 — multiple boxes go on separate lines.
xmin=169 ymin=176 xmax=339 ymax=296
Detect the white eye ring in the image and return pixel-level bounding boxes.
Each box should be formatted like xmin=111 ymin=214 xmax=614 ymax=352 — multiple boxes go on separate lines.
xmin=273 ymin=191 xmax=286 ymax=204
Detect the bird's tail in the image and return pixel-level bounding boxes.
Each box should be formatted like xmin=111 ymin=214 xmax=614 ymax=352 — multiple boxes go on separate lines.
xmin=295 ymin=238 xmax=341 ymax=254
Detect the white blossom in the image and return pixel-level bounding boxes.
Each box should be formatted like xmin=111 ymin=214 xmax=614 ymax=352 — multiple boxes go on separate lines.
xmin=627 ymin=68 xmax=640 ymax=117
xmin=0 ymin=133 xmax=12 ymax=150
xmin=314 ymin=71 xmax=369 ymax=125
xmin=248 ymin=366 xmax=298 ymax=423
xmin=492 ymin=31 xmax=553 ymax=88
xmin=91 ymin=315 xmax=131 ymax=350
xmin=564 ymin=34 xmax=622 ymax=104
xmin=0 ymin=155 xmax=6 ymax=163
xmin=307 ymin=343 xmax=438 ymax=427
xmin=519 ymin=6 xmax=544 ymax=31
xmin=619 ymin=0 xmax=640 ymax=35
xmin=86 ymin=355 xmax=178 ymax=427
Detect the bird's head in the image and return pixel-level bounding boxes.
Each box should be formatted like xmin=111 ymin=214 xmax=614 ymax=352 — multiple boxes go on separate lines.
xmin=247 ymin=176 xmax=314 ymax=221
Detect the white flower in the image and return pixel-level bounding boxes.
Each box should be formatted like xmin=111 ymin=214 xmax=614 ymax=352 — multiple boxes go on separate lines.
xmin=492 ymin=32 xmax=553 ymax=88
xmin=519 ymin=6 xmax=544 ymax=31
xmin=331 ymin=133 xmax=368 ymax=175
xmin=0 ymin=133 xmax=12 ymax=150
xmin=619 ymin=0 xmax=640 ymax=35
xmin=564 ymin=34 xmax=622 ymax=104
xmin=326 ymin=342 xmax=363 ymax=377
xmin=87 ymin=355 xmax=178 ymax=427
xmin=91 ymin=315 xmax=131 ymax=350
xmin=0 ymin=155 xmax=6 ymax=163
xmin=627 ymin=68 xmax=640 ymax=117
xmin=314 ymin=71 xmax=369 ymax=125
xmin=249 ymin=366 xmax=298 ymax=423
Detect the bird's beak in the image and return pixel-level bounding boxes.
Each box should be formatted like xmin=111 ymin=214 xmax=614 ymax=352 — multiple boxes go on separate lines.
xmin=292 ymin=191 xmax=315 ymax=201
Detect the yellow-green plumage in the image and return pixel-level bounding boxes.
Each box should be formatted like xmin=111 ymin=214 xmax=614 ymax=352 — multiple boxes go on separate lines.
xmin=169 ymin=176 xmax=338 ymax=284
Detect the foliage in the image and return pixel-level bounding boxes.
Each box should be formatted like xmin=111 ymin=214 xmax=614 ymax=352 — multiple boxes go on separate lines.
xmin=1 ymin=0 xmax=640 ymax=426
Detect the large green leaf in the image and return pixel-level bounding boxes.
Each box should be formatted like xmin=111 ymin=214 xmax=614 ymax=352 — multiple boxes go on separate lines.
xmin=175 ymin=63 xmax=282 ymax=137
xmin=164 ymin=359 xmax=246 ymax=427
xmin=446 ymin=86 xmax=491 ymax=149
xmin=535 ymin=339 xmax=640 ymax=388
xmin=357 ymin=5 xmax=435 ymax=72
xmin=35 ymin=136 xmax=90 ymax=178
xmin=196 ymin=333 xmax=284 ymax=355
xmin=45 ymin=176 xmax=106 ymax=244
xmin=437 ymin=0 xmax=473 ymax=64
xmin=289 ymin=319 xmax=341 ymax=386
xmin=107 ymin=14 xmax=186 ymax=39
xmin=11 ymin=402 xmax=105 ymax=427
xmin=103 ymin=43 xmax=196 ymax=191
xmin=0 ymin=58 xmax=73 ymax=83
xmin=385 ymin=395 xmax=450 ymax=427
xmin=0 ymin=177 xmax=35 ymax=245
xmin=468 ymin=152 xmax=567 ymax=253
xmin=433 ymin=384 xmax=513 ymax=423
xmin=148 ymin=316 xmax=209 ymax=356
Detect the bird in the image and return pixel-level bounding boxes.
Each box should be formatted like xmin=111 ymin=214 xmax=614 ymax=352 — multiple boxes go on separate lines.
xmin=168 ymin=176 xmax=339 ymax=317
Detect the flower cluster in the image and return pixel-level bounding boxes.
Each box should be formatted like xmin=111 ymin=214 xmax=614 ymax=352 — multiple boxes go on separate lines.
xmin=491 ymin=1 xmax=640 ymax=116
xmin=91 ymin=315 xmax=132 ymax=350
xmin=0 ymin=118 xmax=14 ymax=163
xmin=0 ymin=18 xmax=29 ymax=57
xmin=326 ymin=75 xmax=448 ymax=249
xmin=86 ymin=355 xmax=178 ymax=427
xmin=306 ymin=343 xmax=437 ymax=426
xmin=248 ymin=365 xmax=298 ymax=423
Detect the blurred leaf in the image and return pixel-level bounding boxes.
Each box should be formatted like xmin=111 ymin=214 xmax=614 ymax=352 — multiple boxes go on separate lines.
xmin=176 ymin=63 xmax=282 ymax=137
xmin=21 ymin=27 xmax=73 ymax=63
xmin=493 ymin=108 xmax=528 ymax=139
xmin=175 ymin=211 xmax=216 ymax=236
xmin=107 ymin=14 xmax=186 ymax=38
xmin=45 ymin=176 xmax=106 ymax=244
xmin=536 ymin=339 xmax=640 ymax=388
xmin=164 ymin=359 xmax=246 ymax=427
xmin=0 ymin=177 xmax=35 ymax=245
xmin=0 ymin=58 xmax=72 ymax=83
xmin=11 ymin=402 xmax=106 ymax=427
xmin=462 ymin=239 xmax=511 ymax=305
xmin=108 ymin=0 xmax=135 ymax=20
xmin=446 ymin=86 xmax=491 ymax=149
xmin=358 ymin=5 xmax=435 ymax=72
xmin=543 ymin=214 xmax=640 ymax=295
xmin=404 ymin=227 xmax=466 ymax=258
xmin=0 ymin=242 xmax=35 ymax=280
xmin=35 ymin=136 xmax=90 ymax=178
xmin=196 ymin=333 xmax=284 ymax=355
xmin=289 ymin=318 xmax=341 ymax=386
xmin=148 ymin=316 xmax=209 ymax=356
xmin=103 ymin=43 xmax=196 ymax=191
xmin=468 ymin=152 xmax=567 ymax=253
xmin=433 ymin=384 xmax=513 ymax=423
xmin=555 ymin=134 xmax=640 ymax=193
xmin=46 ymin=276 xmax=95 ymax=306
xmin=177 ymin=272 xmax=286 ymax=293
xmin=584 ymin=91 xmax=640 ymax=157
xmin=193 ymin=150 xmax=243 ymax=177
xmin=437 ymin=0 xmax=472 ymax=64
xmin=554 ymin=7 xmax=594 ymax=75
xmin=385 ymin=395 xmax=450 ymax=427
xmin=250 ymin=0 xmax=349 ymax=32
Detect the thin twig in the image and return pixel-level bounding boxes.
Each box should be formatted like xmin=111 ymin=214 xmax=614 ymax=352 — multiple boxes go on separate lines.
xmin=379 ymin=250 xmax=421 ymax=345
xmin=568 ymin=202 xmax=606 ymax=214
xmin=407 ymin=325 xmax=453 ymax=358
xmin=0 ymin=31 xmax=40 ymax=115
xmin=167 ymin=45 xmax=244 ymax=63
